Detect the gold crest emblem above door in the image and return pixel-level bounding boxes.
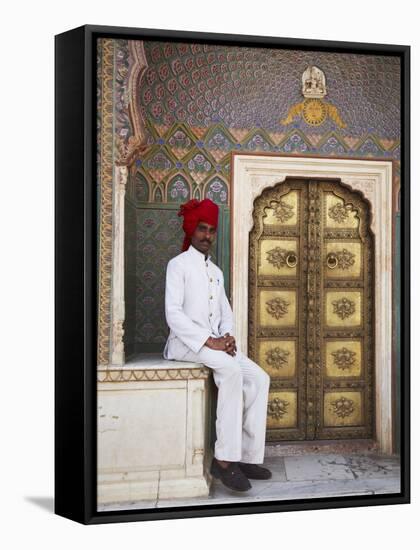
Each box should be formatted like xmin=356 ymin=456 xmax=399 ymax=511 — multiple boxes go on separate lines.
xmin=248 ymin=178 xmax=375 ymax=442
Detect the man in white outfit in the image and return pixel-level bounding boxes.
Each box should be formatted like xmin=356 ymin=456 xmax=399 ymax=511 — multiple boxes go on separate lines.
xmin=163 ymin=198 xmax=272 ymax=492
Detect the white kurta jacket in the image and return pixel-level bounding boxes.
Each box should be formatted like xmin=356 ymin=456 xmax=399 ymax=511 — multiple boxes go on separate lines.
xmin=163 ymin=244 xmax=234 ymax=360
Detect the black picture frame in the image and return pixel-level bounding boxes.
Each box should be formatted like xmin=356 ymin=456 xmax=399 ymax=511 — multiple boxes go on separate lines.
xmin=55 ymin=24 xmax=410 ymax=525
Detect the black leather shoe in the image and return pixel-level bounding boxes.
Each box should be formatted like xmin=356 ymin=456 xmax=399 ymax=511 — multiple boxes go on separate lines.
xmin=238 ymin=462 xmax=272 ymax=480
xmin=210 ymin=458 xmax=252 ymax=492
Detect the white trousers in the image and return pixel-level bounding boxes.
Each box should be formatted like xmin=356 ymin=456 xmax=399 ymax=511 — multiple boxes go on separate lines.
xmin=172 ymin=344 xmax=270 ymax=464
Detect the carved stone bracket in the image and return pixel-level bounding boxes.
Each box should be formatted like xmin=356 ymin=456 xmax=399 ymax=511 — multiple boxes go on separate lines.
xmin=116 ymin=41 xmax=150 ymax=166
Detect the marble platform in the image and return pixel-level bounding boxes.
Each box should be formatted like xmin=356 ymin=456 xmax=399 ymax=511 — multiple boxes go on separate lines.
xmin=97 ymin=353 xmax=213 ymax=505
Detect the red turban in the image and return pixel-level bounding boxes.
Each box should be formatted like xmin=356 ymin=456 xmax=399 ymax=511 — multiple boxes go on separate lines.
xmin=177 ymin=198 xmax=219 ymax=252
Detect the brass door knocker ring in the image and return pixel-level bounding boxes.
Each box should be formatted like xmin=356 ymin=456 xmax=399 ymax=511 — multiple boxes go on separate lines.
xmin=286 ymin=252 xmax=298 ymax=268
xmin=326 ymin=253 xmax=338 ymax=269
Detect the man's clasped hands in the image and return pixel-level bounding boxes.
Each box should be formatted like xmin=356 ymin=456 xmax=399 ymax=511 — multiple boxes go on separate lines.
xmin=205 ymin=332 xmax=237 ymax=356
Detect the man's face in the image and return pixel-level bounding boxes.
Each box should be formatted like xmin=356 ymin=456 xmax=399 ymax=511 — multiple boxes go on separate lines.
xmin=191 ymin=221 xmax=217 ymax=254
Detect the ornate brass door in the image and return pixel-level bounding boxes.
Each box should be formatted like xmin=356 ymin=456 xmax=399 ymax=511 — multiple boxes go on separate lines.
xmin=249 ymin=178 xmax=375 ymax=441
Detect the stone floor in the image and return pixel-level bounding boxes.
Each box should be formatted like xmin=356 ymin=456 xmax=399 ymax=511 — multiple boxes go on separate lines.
xmin=98 ymin=451 xmax=401 ymax=512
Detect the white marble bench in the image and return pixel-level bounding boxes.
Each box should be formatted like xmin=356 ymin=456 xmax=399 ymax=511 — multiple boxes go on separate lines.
xmin=97 ymin=353 xmax=213 ymax=505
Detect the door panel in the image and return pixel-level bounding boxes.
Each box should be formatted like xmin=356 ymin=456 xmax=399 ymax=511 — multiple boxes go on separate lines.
xmin=259 ymin=289 xmax=298 ymax=327
xmin=257 ymin=338 xmax=297 ymax=378
xmin=248 ymin=178 xmax=374 ymax=442
xmin=324 ymin=241 xmax=362 ymax=278
xmin=319 ymin=181 xmax=374 ymax=439
xmin=258 ymin=238 xmax=299 ymax=277
xmin=324 ymin=290 xmax=363 ymax=327
xmin=266 ymin=391 xmax=298 ymax=430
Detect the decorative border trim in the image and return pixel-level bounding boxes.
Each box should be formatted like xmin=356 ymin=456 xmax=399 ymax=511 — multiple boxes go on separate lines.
xmin=97 ymin=38 xmax=116 ymax=366
xmin=98 ymin=366 xmax=210 ymax=382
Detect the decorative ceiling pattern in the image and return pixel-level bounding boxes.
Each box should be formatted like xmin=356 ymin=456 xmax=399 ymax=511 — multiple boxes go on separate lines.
xmin=138 ymin=41 xmax=400 ymax=139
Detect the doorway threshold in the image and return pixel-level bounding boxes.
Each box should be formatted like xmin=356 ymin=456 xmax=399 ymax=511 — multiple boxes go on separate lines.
xmin=265 ymin=439 xmax=389 ymax=457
